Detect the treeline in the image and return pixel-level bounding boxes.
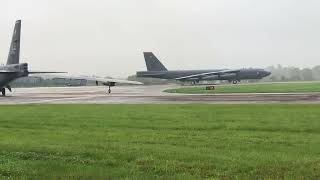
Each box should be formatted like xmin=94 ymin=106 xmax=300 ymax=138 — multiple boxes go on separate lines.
xmin=264 ymin=65 xmax=320 ymax=82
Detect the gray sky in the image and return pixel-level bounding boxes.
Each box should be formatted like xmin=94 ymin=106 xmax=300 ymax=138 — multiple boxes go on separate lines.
xmin=1 ymin=0 xmax=320 ymax=77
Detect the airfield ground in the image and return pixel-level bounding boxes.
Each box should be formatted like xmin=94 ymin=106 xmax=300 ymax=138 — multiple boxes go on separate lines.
xmin=0 ymin=104 xmax=320 ymax=179
xmin=0 ymin=84 xmax=320 ymax=104
xmin=165 ymin=81 xmax=320 ymax=94
xmin=0 ymin=83 xmax=319 ymax=178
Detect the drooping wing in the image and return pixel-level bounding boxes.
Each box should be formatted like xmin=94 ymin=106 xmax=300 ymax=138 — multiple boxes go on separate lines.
xmin=175 ymin=69 xmax=241 ymax=81
xmin=37 ymin=74 xmax=143 ymax=86
xmin=89 ymin=77 xmax=143 ymax=85
xmin=0 ymin=70 xmax=65 ymax=74
xmin=0 ymin=70 xmax=16 ymax=73
xmin=28 ymin=71 xmax=66 ymax=74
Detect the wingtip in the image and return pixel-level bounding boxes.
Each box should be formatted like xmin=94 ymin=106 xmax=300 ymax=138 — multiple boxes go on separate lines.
xmin=128 ymin=81 xmax=143 ymax=85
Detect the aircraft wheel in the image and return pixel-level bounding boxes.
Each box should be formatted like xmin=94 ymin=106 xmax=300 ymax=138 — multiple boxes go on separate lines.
xmin=232 ymin=80 xmax=238 ymax=84
xmin=1 ymin=88 xmax=6 ymax=96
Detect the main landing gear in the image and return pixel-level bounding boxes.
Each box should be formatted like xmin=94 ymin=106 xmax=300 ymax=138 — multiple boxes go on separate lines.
xmin=229 ymin=80 xmax=240 ymax=84
xmin=103 ymin=82 xmax=115 ymax=94
xmin=232 ymin=80 xmax=239 ymax=84
xmin=96 ymin=81 xmax=115 ymax=94
xmin=1 ymin=88 xmax=5 ymax=96
xmin=1 ymin=86 xmax=12 ymax=96
xmin=190 ymin=81 xmax=200 ymax=85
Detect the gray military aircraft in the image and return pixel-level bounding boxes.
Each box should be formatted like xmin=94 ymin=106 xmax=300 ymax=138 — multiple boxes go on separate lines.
xmin=0 ymin=20 xmax=64 ymax=96
xmin=136 ymin=52 xmax=271 ymax=84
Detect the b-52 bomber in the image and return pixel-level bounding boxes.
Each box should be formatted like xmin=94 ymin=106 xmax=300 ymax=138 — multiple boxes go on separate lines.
xmin=0 ymin=20 xmax=64 ymax=96
xmin=137 ymin=52 xmax=271 ymax=84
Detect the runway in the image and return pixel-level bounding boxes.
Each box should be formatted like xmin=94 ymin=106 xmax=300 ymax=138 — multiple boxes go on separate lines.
xmin=0 ymin=85 xmax=320 ymax=104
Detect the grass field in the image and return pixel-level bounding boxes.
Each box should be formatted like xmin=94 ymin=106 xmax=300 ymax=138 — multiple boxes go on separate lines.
xmin=0 ymin=104 xmax=320 ymax=179
xmin=164 ymin=82 xmax=320 ymax=94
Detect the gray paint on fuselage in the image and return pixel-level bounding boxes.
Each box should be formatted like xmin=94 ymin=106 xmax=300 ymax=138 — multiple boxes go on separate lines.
xmin=0 ymin=73 xmax=18 ymax=87
xmin=137 ymin=68 xmax=270 ymax=81
xmin=0 ymin=70 xmax=29 ymax=88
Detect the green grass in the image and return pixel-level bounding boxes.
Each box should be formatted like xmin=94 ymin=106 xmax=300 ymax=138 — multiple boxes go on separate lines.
xmin=164 ymin=82 xmax=320 ymax=94
xmin=0 ymin=104 xmax=320 ymax=179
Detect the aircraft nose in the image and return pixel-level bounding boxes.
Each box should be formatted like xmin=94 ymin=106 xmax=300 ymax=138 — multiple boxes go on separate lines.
xmin=264 ymin=71 xmax=271 ymax=76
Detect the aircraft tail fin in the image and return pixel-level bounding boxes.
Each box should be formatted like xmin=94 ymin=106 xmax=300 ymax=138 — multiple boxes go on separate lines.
xmin=7 ymin=20 xmax=21 ymax=65
xmin=143 ymin=52 xmax=168 ymax=71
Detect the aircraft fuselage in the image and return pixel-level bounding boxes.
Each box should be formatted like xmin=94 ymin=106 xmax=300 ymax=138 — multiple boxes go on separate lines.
xmin=137 ymin=68 xmax=271 ymax=82
xmin=0 ymin=63 xmax=29 ymax=88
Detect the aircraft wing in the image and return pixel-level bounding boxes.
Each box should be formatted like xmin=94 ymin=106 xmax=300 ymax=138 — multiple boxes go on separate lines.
xmin=38 ymin=75 xmax=142 ymax=93
xmin=0 ymin=70 xmax=16 ymax=73
xmin=175 ymin=69 xmax=241 ymax=81
xmin=83 ymin=77 xmax=142 ymax=93
xmin=49 ymin=75 xmax=143 ymax=86
xmin=88 ymin=77 xmax=143 ymax=85
xmin=0 ymin=70 xmax=65 ymax=74
xmin=29 ymin=71 xmax=66 ymax=74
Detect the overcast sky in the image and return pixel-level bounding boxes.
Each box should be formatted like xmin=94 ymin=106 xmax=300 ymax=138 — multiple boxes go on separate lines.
xmin=1 ymin=0 xmax=320 ymax=77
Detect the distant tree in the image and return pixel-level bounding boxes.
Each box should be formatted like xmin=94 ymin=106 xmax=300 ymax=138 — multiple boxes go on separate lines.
xmin=277 ymin=64 xmax=283 ymax=69
xmin=269 ymin=76 xmax=277 ymax=82
xmin=301 ymin=68 xmax=313 ymax=81
xmin=312 ymin=65 xmax=320 ymax=80
xmin=288 ymin=67 xmax=301 ymax=81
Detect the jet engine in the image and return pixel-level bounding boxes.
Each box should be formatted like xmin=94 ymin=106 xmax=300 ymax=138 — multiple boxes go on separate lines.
xmin=202 ymin=73 xmax=237 ymax=80
xmin=218 ymin=73 xmax=237 ymax=79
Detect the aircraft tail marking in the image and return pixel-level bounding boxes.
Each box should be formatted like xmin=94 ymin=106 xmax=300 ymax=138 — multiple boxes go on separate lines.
xmin=143 ymin=52 xmax=168 ymax=71
xmin=7 ymin=20 xmax=21 ymax=65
